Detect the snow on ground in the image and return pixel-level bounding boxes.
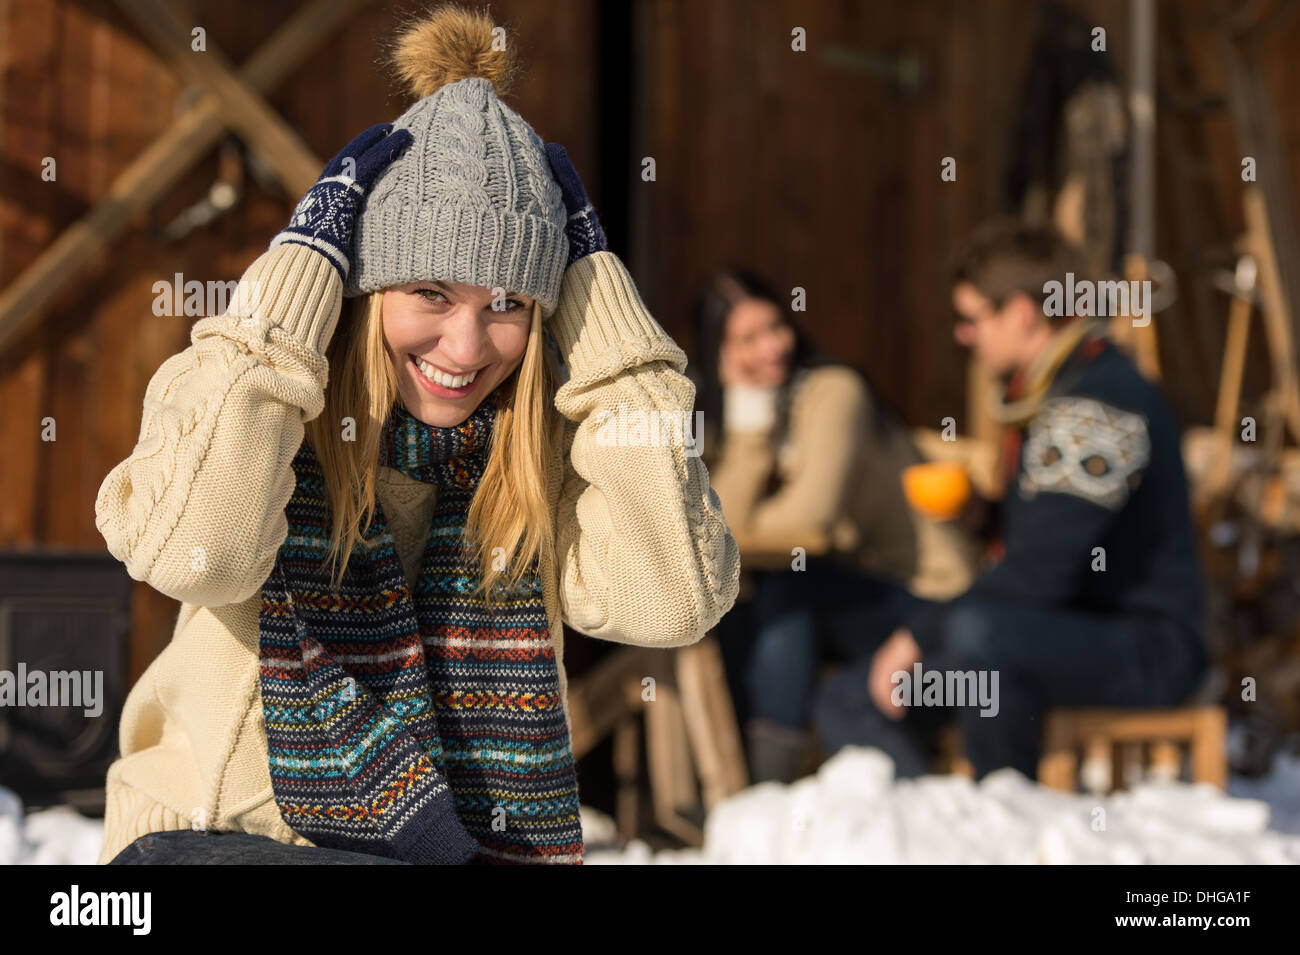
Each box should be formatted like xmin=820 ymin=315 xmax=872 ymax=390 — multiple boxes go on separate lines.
xmin=1228 ymin=746 xmax=1300 ymax=835
xmin=3 ymin=738 xmax=1299 ymax=864
xmin=585 ymin=746 xmax=1300 ymax=865
xmin=0 ymin=787 xmax=103 ymax=865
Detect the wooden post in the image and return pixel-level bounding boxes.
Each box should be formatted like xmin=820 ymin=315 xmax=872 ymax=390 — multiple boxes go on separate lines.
xmin=1109 ymin=254 xmax=1163 ymax=381
xmin=1243 ymin=186 xmax=1300 ymax=443
xmin=1081 ymin=736 xmax=1113 ymax=793
xmin=1150 ymin=739 xmax=1182 ymax=782
xmin=1191 ymin=707 xmax=1227 ymax=790
xmin=1038 ymin=712 xmax=1078 ymax=791
xmin=1208 ymin=262 xmax=1255 ymax=500
xmin=676 ymin=635 xmax=749 ymax=808
xmin=643 ymin=674 xmax=702 ymax=845
xmin=613 ymin=714 xmax=641 ymax=840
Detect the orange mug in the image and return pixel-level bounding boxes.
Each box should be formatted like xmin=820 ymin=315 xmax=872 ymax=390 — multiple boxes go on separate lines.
xmin=901 ymin=462 xmax=972 ymax=522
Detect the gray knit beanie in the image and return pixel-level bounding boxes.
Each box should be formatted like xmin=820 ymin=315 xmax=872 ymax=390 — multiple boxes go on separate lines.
xmin=344 ymin=8 xmax=569 ymax=315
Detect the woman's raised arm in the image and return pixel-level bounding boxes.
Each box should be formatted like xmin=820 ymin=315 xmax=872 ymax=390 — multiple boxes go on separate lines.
xmin=94 ymin=243 xmax=342 ymax=608
xmin=96 ymin=123 xmax=411 ymax=608
xmin=548 ymin=250 xmax=741 ymax=647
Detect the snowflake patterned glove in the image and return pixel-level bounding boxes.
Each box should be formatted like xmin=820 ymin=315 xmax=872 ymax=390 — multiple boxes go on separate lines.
xmin=270 ymin=123 xmax=414 ymax=283
xmin=545 ymin=142 xmax=607 ymax=264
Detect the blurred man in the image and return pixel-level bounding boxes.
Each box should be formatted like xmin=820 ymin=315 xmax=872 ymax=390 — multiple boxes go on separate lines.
xmin=814 ymin=218 xmax=1209 ymax=781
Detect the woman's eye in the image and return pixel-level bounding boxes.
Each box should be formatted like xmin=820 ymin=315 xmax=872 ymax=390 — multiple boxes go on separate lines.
xmin=416 ymin=288 xmax=447 ymax=304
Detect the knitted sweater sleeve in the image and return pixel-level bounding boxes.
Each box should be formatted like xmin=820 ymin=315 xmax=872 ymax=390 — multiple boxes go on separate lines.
xmin=94 ymin=243 xmax=342 ymax=608
xmin=547 ymin=252 xmax=741 ymax=647
xmin=709 ymin=366 xmax=868 ymax=537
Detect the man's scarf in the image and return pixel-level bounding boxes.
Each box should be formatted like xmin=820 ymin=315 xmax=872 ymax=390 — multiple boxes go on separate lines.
xmin=257 ymin=391 xmax=584 ymax=864
xmin=986 ymin=317 xmax=1110 ymax=561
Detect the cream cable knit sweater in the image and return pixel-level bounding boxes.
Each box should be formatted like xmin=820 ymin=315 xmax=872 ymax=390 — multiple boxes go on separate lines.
xmin=93 ymin=242 xmax=740 ymax=864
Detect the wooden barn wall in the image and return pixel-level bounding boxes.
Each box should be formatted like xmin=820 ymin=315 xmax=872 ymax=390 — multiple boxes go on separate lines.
xmin=5 ymin=0 xmax=1300 ymax=682
xmin=631 ymin=0 xmax=1300 ymax=431
xmin=633 ymin=0 xmax=1108 ymax=431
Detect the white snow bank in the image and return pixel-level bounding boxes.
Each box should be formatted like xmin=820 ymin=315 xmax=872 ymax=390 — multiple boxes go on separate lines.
xmin=0 ymin=787 xmax=103 ymax=865
xmin=4 ymin=743 xmax=1298 ymax=865
xmin=1228 ymin=747 xmax=1300 ymax=835
xmin=586 ymin=746 xmax=1300 ymax=864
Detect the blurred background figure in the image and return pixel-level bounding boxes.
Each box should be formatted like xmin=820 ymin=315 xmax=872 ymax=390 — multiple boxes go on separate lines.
xmin=691 ymin=267 xmax=976 ymax=783
xmin=815 ymin=218 xmax=1209 ymax=781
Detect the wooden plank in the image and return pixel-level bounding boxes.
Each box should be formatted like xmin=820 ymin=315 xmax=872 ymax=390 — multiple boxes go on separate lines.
xmin=0 ymin=0 xmax=376 ymax=355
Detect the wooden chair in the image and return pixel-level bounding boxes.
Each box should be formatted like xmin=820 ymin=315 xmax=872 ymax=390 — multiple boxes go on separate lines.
xmin=934 ymin=705 xmax=1228 ymax=793
xmin=1037 ymin=705 xmax=1227 ymax=793
xmin=566 ymin=633 xmax=749 ymax=846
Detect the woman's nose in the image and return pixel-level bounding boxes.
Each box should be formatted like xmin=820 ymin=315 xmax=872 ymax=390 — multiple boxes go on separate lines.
xmin=438 ymin=306 xmax=492 ymax=366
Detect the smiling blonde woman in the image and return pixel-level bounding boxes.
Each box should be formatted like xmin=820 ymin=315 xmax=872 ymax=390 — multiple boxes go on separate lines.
xmin=94 ymin=3 xmax=738 ymax=866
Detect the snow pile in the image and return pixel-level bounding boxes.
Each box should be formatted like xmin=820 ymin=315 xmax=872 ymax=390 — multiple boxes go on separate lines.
xmin=5 ymin=746 xmax=1299 ymax=865
xmin=586 ymin=746 xmax=1300 ymax=864
xmin=1229 ymin=747 xmax=1300 ymax=835
xmin=0 ymin=787 xmax=103 ymax=865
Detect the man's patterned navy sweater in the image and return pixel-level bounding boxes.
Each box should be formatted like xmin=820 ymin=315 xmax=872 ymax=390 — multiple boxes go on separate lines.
xmin=908 ymin=337 xmax=1206 ymax=658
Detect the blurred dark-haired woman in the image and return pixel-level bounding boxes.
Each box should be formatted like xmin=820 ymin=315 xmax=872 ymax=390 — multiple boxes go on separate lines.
xmin=692 ymin=267 xmax=975 ymax=783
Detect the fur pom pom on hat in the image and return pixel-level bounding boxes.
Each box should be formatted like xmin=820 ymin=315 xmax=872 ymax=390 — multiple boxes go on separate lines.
xmin=344 ymin=4 xmax=569 ymax=315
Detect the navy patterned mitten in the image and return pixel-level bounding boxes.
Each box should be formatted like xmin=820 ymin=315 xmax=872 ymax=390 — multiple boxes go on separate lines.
xmin=271 ymin=123 xmax=413 ymax=282
xmin=544 ymin=142 xmax=608 ymax=263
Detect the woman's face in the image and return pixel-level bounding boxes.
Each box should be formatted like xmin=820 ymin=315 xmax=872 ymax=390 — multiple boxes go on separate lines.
xmin=721 ymin=297 xmax=795 ymax=388
xmin=382 ymin=280 xmax=535 ymax=428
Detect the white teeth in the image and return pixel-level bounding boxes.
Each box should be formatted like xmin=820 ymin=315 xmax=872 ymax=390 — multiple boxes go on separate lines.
xmin=415 ymin=357 xmax=478 ymax=389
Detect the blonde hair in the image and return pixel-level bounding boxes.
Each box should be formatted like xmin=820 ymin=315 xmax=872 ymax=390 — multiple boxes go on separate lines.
xmin=303 ymin=292 xmax=558 ymax=605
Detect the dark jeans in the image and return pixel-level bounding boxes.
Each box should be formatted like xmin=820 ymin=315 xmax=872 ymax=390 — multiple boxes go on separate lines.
xmin=813 ymin=598 xmax=1209 ymax=781
xmin=108 ymin=829 xmax=410 ymax=865
xmin=716 ymin=557 xmax=928 ymax=731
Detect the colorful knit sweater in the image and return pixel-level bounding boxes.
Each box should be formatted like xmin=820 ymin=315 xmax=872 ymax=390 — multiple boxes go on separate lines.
xmin=93 ymin=242 xmax=741 ymax=864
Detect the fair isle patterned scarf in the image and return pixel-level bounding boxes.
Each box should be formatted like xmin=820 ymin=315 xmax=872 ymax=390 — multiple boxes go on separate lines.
xmin=257 ymin=391 xmax=583 ymax=864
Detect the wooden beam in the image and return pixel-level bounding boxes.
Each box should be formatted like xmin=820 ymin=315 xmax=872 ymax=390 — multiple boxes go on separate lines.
xmin=0 ymin=0 xmax=375 ymax=355
xmin=113 ymin=0 xmax=323 ymax=195
xmin=1243 ymin=186 xmax=1300 ymax=443
xmin=1208 ymin=265 xmax=1254 ymax=500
